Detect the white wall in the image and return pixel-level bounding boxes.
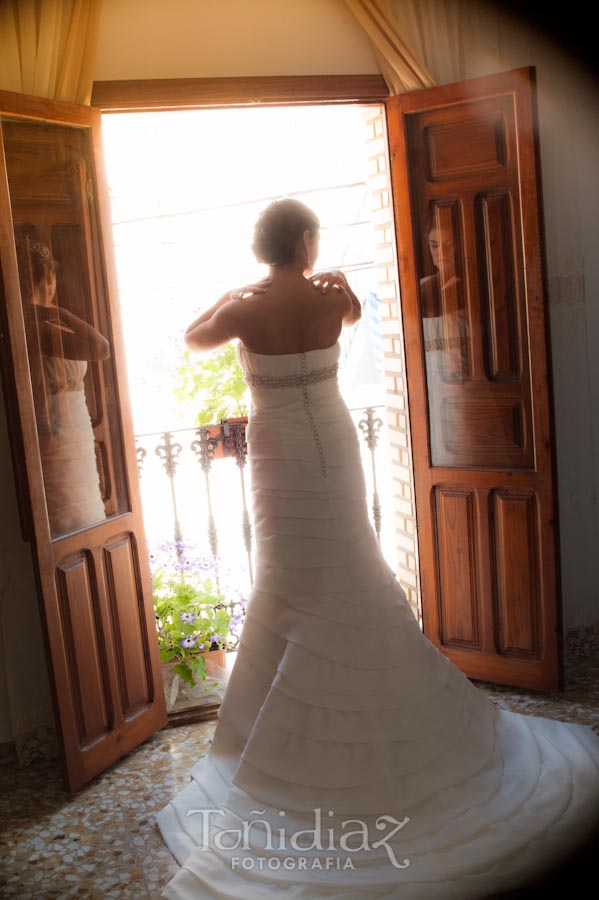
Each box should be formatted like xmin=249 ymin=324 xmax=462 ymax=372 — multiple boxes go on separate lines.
xmin=537 ymin=60 xmax=599 ymax=630
xmin=94 ymin=0 xmax=380 ymax=79
xmin=0 ymin=378 xmax=54 ymax=743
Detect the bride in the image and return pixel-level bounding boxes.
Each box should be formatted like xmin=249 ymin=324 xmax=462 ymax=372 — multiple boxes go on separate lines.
xmin=156 ymin=199 xmax=599 ymax=899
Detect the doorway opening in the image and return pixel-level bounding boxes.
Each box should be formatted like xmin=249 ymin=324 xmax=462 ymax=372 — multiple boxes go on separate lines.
xmin=100 ymin=103 xmax=420 ymax=719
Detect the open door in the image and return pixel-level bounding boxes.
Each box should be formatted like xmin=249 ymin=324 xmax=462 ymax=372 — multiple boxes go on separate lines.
xmin=0 ymin=89 xmax=167 ymax=791
xmin=387 ymin=67 xmax=563 ymax=691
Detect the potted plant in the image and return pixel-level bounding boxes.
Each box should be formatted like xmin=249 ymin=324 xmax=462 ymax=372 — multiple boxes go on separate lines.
xmin=150 ymin=540 xmax=245 ymax=707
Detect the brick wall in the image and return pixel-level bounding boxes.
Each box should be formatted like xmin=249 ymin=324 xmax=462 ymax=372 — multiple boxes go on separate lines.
xmin=361 ymin=104 xmax=422 ymax=625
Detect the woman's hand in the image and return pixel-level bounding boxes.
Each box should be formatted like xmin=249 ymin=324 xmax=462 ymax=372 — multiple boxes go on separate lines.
xmin=308 ymin=271 xmax=349 ymax=294
xmin=309 ymin=270 xmax=362 ymax=325
xmin=230 ymin=276 xmax=272 ymax=300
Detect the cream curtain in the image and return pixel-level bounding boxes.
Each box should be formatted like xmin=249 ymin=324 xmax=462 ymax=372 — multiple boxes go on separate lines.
xmin=0 ymin=0 xmax=101 ymax=105
xmin=343 ymin=0 xmax=520 ymax=92
xmin=343 ymin=0 xmax=435 ymax=93
xmin=368 ymin=0 xmax=522 ymax=85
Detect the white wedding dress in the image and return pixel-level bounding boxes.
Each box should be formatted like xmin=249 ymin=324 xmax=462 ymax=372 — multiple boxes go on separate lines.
xmin=37 ymin=357 xmax=105 ymax=537
xmin=156 ymin=341 xmax=599 ymax=899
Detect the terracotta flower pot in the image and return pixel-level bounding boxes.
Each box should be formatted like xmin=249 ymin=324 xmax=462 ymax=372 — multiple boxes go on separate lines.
xmin=161 ymin=649 xmax=228 ymax=712
xmin=201 ymin=648 xmax=227 ymax=675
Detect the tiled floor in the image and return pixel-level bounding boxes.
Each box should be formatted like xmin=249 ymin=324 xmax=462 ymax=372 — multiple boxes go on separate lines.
xmin=1 ymin=655 xmax=597 ymax=900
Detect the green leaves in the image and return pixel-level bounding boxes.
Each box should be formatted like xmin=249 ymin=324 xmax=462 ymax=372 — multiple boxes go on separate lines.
xmin=152 ymin=545 xmax=233 ymax=687
xmin=188 ymin=656 xmax=207 ymax=680
xmin=173 ymin=661 xmax=196 ymax=686
xmin=173 ymin=341 xmax=248 ymax=426
xmin=173 ymin=658 xmax=214 ymax=688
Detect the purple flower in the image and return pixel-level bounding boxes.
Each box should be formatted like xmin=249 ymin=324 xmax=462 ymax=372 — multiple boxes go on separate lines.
xmin=179 ymin=612 xmax=197 ymax=624
xmin=228 ymin=615 xmax=244 ymax=634
xmin=211 ymin=633 xmax=223 ymax=643
xmin=180 ymin=636 xmax=197 ymax=649
xmin=197 ymin=642 xmax=206 ymax=650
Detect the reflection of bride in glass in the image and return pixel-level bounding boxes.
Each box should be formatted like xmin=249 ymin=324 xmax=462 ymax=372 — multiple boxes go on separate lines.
xmin=29 ymin=241 xmax=109 ymax=537
xmin=419 ymin=216 xmax=469 ymax=380
xmin=419 ymin=216 xmax=470 ymax=463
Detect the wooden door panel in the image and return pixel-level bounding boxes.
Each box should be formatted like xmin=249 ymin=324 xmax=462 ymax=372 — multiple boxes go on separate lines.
xmin=104 ymin=532 xmax=155 ymax=717
xmin=492 ymin=489 xmax=541 ymax=657
xmin=55 ymin=550 xmax=113 ymax=745
xmin=422 ymin=100 xmax=510 ymax=181
xmin=477 ymin=192 xmax=521 ymax=381
xmin=387 ymin=68 xmax=562 ymax=691
xmin=433 ymin=486 xmax=481 ymax=649
xmin=0 ymin=90 xmax=166 ymax=790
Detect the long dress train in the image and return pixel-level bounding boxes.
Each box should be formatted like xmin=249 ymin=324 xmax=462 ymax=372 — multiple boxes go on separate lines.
xmin=156 ymin=341 xmax=599 ymax=899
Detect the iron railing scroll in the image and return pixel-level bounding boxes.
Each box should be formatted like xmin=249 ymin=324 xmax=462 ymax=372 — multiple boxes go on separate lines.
xmin=358 ymin=407 xmax=384 ymax=542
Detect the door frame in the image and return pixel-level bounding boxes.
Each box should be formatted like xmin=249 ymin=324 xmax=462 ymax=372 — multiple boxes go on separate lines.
xmin=91 ymin=74 xmax=390 ymax=111
xmin=92 ymin=70 xmax=563 ymax=693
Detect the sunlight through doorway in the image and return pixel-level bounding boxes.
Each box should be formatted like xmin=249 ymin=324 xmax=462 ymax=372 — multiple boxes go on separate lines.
xmin=101 ymin=103 xmax=396 ymax=564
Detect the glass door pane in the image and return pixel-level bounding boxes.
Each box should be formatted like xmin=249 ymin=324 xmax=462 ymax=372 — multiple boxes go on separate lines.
xmin=2 ymin=116 xmax=129 ymax=538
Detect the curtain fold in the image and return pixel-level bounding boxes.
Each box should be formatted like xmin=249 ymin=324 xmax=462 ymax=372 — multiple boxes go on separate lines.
xmin=376 ymin=0 xmax=510 ymax=85
xmin=343 ymin=0 xmax=516 ymax=92
xmin=343 ymin=0 xmax=435 ymax=93
xmin=0 ymin=0 xmax=101 ymax=105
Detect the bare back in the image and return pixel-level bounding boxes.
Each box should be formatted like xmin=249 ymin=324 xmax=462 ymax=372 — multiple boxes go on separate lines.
xmin=231 ymin=276 xmax=346 ymax=355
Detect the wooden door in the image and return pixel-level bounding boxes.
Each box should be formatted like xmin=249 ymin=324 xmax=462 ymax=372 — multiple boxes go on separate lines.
xmin=0 ymin=90 xmax=167 ymax=791
xmin=386 ymin=67 xmax=563 ymax=691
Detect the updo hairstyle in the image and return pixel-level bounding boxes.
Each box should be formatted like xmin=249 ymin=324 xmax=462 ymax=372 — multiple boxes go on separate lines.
xmin=27 ymin=240 xmax=57 ymax=288
xmin=251 ymin=198 xmax=319 ymax=265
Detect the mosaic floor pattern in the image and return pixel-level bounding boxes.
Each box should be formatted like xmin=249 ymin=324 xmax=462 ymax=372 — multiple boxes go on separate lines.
xmin=1 ymin=655 xmax=597 ymax=899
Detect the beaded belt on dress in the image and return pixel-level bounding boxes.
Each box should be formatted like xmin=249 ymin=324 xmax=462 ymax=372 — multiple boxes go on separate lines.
xmin=243 ymin=357 xmax=337 ymax=478
xmin=243 ymin=361 xmax=338 ymax=388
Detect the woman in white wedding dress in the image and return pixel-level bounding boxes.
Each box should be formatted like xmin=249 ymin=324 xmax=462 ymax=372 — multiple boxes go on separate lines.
xmin=29 ymin=241 xmax=108 ymax=537
xmin=156 ymin=200 xmax=599 ymax=899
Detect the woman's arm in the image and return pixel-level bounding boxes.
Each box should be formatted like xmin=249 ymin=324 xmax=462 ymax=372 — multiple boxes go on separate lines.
xmin=309 ymin=271 xmax=362 ymax=325
xmin=184 ymin=291 xmax=236 ymax=351
xmin=185 ymin=278 xmax=272 ymax=352
xmin=339 ymin=279 xmax=362 ymax=325
xmin=36 ymin=306 xmax=110 ymax=361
